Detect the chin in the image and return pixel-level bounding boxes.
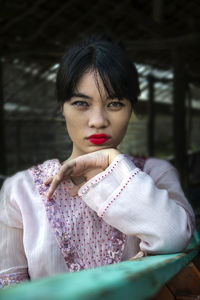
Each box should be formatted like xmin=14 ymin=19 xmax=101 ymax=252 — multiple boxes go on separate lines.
xmin=90 ymin=144 xmax=115 ymax=151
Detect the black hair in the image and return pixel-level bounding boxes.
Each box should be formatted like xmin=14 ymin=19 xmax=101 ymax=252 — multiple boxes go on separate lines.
xmin=56 ymin=35 xmax=140 ymax=108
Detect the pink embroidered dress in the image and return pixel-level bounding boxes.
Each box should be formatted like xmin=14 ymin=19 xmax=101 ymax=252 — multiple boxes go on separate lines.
xmin=0 ymin=154 xmax=195 ymax=287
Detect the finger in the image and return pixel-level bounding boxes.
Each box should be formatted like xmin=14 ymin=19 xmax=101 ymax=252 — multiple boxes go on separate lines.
xmin=43 ymin=176 xmax=54 ymax=185
xmin=46 ymin=162 xmax=76 ymax=199
xmin=46 ymin=176 xmax=61 ymax=200
xmin=129 ymin=251 xmax=145 ymax=260
xmin=57 ymin=161 xmax=75 ymax=180
xmin=69 ymin=184 xmax=81 ymax=197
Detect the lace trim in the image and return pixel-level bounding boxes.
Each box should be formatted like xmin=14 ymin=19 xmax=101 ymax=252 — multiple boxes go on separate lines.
xmin=0 ymin=272 xmax=29 ymax=288
xmin=29 ymin=160 xmax=83 ymax=272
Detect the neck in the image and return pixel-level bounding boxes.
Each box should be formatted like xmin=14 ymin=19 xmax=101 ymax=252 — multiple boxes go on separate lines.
xmin=67 ymin=146 xmax=86 ymax=161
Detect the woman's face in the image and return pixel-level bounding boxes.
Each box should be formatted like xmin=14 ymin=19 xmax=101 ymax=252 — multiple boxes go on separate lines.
xmin=62 ymin=70 xmax=132 ymax=158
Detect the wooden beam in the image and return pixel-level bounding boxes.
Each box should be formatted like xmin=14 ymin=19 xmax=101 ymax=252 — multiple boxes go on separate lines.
xmin=28 ymin=2 xmax=73 ymax=42
xmin=3 ymin=34 xmax=200 ymax=60
xmin=172 ymin=48 xmax=187 ymax=186
xmin=123 ymin=5 xmax=163 ymax=35
xmin=0 ymin=59 xmax=6 ymax=174
xmin=126 ymin=34 xmax=200 ymax=50
xmin=0 ymin=0 xmax=47 ymax=34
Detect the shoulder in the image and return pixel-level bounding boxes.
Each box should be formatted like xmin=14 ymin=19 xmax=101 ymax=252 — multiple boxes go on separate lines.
xmin=144 ymin=157 xmax=178 ymax=183
xmin=29 ymin=158 xmax=61 ymax=182
xmin=1 ymin=159 xmax=60 ymax=196
xmin=1 ymin=169 xmax=29 ymax=195
xmin=126 ymin=155 xmax=174 ymax=172
xmin=0 ymin=170 xmax=30 ymax=217
xmin=144 ymin=157 xmax=175 ymax=173
xmin=126 ymin=155 xmax=177 ymax=182
xmin=0 ymin=159 xmax=61 ymax=223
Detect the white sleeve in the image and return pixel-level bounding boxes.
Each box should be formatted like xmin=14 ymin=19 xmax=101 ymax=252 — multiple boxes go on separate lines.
xmin=0 ymin=175 xmax=29 ymax=288
xmin=78 ymin=154 xmax=195 ymax=254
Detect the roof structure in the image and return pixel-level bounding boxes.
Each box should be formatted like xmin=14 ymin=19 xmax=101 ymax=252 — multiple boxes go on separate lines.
xmin=1 ymin=0 xmax=200 ymax=118
xmin=1 ymin=0 xmax=200 ymax=73
xmin=0 ymin=0 xmax=200 ymax=180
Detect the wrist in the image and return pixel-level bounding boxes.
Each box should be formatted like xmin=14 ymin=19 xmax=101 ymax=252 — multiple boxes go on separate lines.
xmin=109 ymin=149 xmax=121 ymax=163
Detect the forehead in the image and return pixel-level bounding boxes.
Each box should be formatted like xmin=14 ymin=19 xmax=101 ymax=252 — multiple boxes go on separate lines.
xmin=75 ymin=70 xmax=109 ymax=98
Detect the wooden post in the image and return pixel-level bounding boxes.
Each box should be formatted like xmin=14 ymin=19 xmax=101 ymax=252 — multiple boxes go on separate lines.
xmin=147 ymin=75 xmax=155 ymax=156
xmin=0 ymin=59 xmax=6 ymax=175
xmin=172 ymin=48 xmax=187 ymax=186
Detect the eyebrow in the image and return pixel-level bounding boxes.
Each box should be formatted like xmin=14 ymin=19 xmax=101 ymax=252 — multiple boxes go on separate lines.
xmin=71 ymin=92 xmax=124 ymax=101
xmin=106 ymin=96 xmax=124 ymax=100
xmin=71 ymin=93 xmax=92 ymax=100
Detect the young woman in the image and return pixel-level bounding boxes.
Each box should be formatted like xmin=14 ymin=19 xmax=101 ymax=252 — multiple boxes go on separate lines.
xmin=0 ymin=35 xmax=195 ymax=288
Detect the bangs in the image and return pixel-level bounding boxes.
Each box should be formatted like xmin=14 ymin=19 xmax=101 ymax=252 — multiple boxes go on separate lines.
xmin=92 ymin=60 xmax=127 ymax=101
xmin=92 ymin=48 xmax=137 ymax=104
xmin=56 ymin=35 xmax=140 ymax=107
xmin=93 ymin=68 xmax=124 ymax=101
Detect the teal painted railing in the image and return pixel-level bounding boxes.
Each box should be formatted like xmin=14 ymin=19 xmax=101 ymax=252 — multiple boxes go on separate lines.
xmin=0 ymin=231 xmax=199 ymax=300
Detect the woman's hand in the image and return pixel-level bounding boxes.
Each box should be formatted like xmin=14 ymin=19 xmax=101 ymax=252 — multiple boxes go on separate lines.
xmin=44 ymin=148 xmax=120 ymax=199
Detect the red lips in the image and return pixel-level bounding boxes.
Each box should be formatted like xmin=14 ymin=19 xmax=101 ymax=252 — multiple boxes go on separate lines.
xmin=87 ymin=133 xmax=110 ymax=145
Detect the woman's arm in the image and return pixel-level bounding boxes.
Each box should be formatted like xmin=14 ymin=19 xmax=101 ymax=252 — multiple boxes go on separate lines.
xmin=78 ymin=154 xmax=195 ymax=254
xmin=45 ymin=148 xmax=120 ymax=199
xmin=0 ymin=177 xmax=29 ymax=288
xmin=45 ymin=150 xmax=195 ymax=254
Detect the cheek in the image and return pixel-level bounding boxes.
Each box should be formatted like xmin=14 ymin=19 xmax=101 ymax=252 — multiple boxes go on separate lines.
xmin=117 ymin=123 xmax=129 ymax=139
xmin=65 ymin=114 xmax=84 ymax=140
xmin=65 ymin=120 xmax=77 ymax=137
xmin=64 ymin=115 xmax=75 ymax=135
xmin=115 ymin=112 xmax=131 ymax=133
xmin=111 ymin=120 xmax=129 ymax=146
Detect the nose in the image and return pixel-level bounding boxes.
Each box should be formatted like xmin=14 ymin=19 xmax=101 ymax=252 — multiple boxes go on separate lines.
xmin=88 ymin=107 xmax=109 ymax=129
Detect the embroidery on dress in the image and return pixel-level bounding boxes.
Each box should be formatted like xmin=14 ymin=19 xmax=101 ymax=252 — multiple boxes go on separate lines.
xmin=127 ymin=155 xmax=147 ymax=171
xmin=0 ymin=272 xmax=29 ymax=288
xmin=30 ymin=160 xmax=83 ymax=272
xmin=30 ymin=159 xmax=126 ymax=272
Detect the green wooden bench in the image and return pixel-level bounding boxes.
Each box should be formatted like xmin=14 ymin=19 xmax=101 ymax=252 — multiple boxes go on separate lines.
xmin=0 ymin=231 xmax=199 ymax=300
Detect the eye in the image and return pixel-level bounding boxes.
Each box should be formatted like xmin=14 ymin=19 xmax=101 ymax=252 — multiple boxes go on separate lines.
xmin=71 ymin=101 xmax=89 ymax=107
xmin=108 ymin=102 xmax=125 ymax=108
